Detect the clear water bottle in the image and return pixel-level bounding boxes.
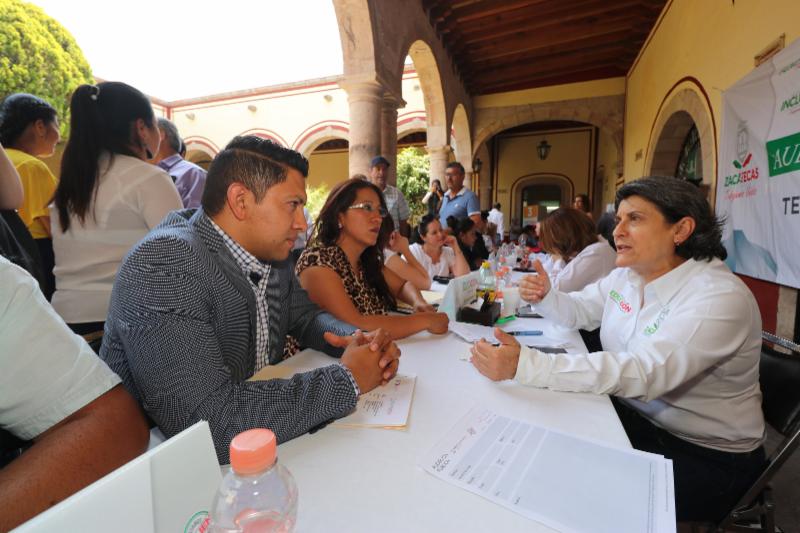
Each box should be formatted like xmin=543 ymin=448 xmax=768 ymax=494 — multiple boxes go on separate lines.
xmin=477 ymin=260 xmax=496 ymax=303
xmin=208 ymin=429 xmax=298 ymax=533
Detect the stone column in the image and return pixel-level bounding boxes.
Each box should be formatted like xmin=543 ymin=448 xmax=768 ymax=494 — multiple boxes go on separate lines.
xmin=381 ymin=93 xmax=401 ymax=186
xmin=427 ymin=145 xmax=451 ymax=186
xmin=340 ymin=80 xmax=384 ymax=178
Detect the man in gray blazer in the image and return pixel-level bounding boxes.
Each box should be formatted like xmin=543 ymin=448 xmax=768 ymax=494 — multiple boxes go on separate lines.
xmin=101 ymin=136 xmax=400 ymax=463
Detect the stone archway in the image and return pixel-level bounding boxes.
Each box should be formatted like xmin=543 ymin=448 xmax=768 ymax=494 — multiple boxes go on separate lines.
xmin=239 ymin=128 xmax=288 ymax=147
xmin=293 ymin=120 xmax=350 ymax=158
xmin=450 ymin=103 xmax=472 ymax=172
xmin=510 ymin=173 xmax=574 ymax=229
xmin=183 ymin=136 xmax=219 ymax=158
xmin=645 ymin=83 xmax=716 ymax=200
xmin=405 ymin=40 xmax=449 ymax=185
xmin=472 ymin=95 xmax=624 ymax=173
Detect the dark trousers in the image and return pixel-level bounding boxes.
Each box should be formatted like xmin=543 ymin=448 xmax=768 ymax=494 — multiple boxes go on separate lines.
xmin=68 ymin=321 xmax=105 ymax=353
xmin=35 ymin=237 xmax=55 ymax=301
xmin=612 ymin=398 xmax=766 ymax=523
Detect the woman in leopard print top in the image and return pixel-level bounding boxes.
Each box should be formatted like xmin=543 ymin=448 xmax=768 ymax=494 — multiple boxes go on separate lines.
xmin=296 ymin=179 xmax=448 ymax=340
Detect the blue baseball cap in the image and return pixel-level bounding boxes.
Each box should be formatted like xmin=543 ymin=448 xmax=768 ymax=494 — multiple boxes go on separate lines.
xmin=370 ymin=156 xmax=390 ymax=168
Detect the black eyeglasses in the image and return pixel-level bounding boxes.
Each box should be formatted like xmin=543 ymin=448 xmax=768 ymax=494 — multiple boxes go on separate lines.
xmin=348 ymin=203 xmax=388 ymax=218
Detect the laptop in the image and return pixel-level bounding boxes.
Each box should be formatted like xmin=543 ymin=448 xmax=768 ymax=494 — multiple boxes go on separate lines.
xmin=14 ymin=421 xmax=221 ymax=533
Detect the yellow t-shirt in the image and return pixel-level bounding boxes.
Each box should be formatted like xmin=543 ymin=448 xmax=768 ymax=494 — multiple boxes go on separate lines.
xmin=7 ymin=148 xmax=57 ymax=239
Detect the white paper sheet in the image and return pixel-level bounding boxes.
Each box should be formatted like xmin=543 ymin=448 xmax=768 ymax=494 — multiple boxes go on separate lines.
xmin=333 ymin=374 xmax=416 ymax=429
xmin=419 ymin=407 xmax=676 ymax=533
xmin=448 ymin=321 xmax=569 ymax=350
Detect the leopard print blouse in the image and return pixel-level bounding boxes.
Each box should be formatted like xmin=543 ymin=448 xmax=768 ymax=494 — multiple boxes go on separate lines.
xmin=283 ymin=245 xmax=389 ymax=358
xmin=296 ymin=245 xmax=389 ymax=315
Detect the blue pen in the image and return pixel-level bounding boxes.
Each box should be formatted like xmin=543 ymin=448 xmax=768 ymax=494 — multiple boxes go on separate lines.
xmin=508 ymin=330 xmax=543 ymax=336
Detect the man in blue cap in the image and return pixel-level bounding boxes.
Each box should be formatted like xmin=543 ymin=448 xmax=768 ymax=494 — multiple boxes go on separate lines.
xmin=369 ymin=155 xmax=410 ymax=236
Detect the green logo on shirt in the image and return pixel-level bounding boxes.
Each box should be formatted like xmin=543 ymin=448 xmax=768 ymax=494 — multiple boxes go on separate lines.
xmin=644 ymin=307 xmax=671 ymax=336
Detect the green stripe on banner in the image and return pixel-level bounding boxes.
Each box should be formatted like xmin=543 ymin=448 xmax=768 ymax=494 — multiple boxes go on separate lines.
xmin=767 ymin=131 xmax=800 ymax=177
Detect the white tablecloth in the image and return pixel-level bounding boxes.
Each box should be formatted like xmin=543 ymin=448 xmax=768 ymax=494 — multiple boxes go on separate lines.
xmin=274 ymin=319 xmax=630 ymax=533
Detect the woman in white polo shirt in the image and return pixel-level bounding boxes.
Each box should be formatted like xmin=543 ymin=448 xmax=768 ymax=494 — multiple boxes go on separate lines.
xmin=470 ymin=177 xmax=765 ymax=523
xmin=408 ymin=214 xmax=470 ymax=280
xmin=50 ymin=82 xmax=182 ymax=336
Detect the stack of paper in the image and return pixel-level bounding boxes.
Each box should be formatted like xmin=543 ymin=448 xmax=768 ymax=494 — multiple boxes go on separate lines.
xmin=448 ymin=321 xmax=569 ymax=351
xmin=419 ymin=407 xmax=676 ymax=533
xmin=333 ymin=374 xmax=416 ymax=429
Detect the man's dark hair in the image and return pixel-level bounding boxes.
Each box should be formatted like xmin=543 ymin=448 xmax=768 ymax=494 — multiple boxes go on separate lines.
xmin=615 ymin=176 xmax=726 ymax=261
xmin=446 ymin=161 xmax=465 ymax=175
xmin=201 ymin=136 xmax=309 ymax=216
xmin=494 ymin=203 xmax=501 ymax=210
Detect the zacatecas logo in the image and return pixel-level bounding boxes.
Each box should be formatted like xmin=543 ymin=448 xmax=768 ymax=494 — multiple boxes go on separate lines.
xmin=766 ymin=131 xmax=800 ymax=177
xmin=724 ymin=122 xmax=760 ymax=187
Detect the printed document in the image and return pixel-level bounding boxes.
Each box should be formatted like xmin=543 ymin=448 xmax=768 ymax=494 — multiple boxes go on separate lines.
xmin=334 ymin=374 xmax=416 ymax=429
xmin=419 ymin=407 xmax=676 ymax=533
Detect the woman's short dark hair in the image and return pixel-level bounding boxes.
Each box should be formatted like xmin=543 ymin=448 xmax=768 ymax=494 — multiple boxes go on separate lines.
xmin=0 ymin=93 xmax=58 ymax=146
xmin=596 ymin=212 xmax=617 ymax=251
xmin=53 ymin=82 xmax=156 ymax=232
xmin=615 ymin=176 xmax=726 ymax=261
xmin=451 ymin=216 xmax=475 ymax=238
xmin=538 ymin=208 xmax=597 ymax=261
xmin=413 ymin=213 xmax=439 ymax=244
xmin=202 ymin=136 xmax=308 ymax=216
xmin=313 ymin=178 xmax=395 ymax=309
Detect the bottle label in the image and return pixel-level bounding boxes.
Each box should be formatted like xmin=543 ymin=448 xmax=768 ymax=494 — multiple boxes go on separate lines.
xmin=184 ymin=511 xmax=210 ymax=533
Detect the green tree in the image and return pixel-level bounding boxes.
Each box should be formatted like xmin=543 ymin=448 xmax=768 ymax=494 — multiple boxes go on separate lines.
xmin=396 ymin=146 xmax=430 ymax=227
xmin=0 ymin=0 xmax=93 ymax=135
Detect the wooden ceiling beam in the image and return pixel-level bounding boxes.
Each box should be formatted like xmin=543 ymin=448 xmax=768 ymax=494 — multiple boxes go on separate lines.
xmin=475 ymin=66 xmax=624 ymax=94
xmin=460 ymin=18 xmax=637 ymax=63
xmin=469 ymin=48 xmax=627 ymax=87
xmin=461 ymin=10 xmax=639 ymax=54
xmin=449 ymin=0 xmax=642 ymax=49
xmin=460 ymin=29 xmax=638 ymax=73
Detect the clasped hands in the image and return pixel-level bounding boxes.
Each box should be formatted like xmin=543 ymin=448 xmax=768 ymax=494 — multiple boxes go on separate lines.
xmin=470 ymin=260 xmax=551 ymax=381
xmin=326 ymin=329 xmax=401 ymax=393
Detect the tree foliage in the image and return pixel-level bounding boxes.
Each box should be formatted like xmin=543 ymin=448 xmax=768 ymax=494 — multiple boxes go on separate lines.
xmin=0 ymin=0 xmax=93 ymax=135
xmin=396 ymin=146 xmax=430 ymax=226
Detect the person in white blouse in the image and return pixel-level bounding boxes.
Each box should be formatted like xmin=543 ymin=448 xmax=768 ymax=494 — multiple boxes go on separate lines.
xmin=537 ymin=207 xmax=616 ymax=293
xmin=50 ymin=82 xmax=183 ymax=335
xmin=470 ymin=177 xmax=765 ymax=523
xmin=408 ymin=214 xmax=470 ymax=280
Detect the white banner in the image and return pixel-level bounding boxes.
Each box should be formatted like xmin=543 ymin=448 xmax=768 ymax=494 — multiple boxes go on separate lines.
xmin=717 ymin=37 xmax=800 ymax=289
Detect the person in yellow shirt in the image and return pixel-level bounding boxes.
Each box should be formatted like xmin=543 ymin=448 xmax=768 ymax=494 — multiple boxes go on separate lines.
xmin=0 ymin=94 xmax=61 ymax=299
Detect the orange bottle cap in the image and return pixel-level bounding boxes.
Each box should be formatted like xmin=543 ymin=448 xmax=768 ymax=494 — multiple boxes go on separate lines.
xmin=229 ymin=429 xmax=276 ymax=475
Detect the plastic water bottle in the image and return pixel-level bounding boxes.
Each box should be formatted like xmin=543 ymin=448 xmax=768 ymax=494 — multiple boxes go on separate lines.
xmin=208 ymin=429 xmax=298 ymax=533
xmin=477 ymin=260 xmax=496 ymax=303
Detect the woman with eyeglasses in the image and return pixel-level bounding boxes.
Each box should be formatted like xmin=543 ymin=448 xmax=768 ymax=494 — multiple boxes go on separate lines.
xmin=408 ymin=214 xmax=471 ymax=280
xmin=295 ymin=179 xmax=449 ymax=340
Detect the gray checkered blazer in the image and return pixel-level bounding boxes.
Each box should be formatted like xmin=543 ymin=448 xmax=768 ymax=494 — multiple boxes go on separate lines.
xmin=101 ymin=209 xmax=358 ymax=463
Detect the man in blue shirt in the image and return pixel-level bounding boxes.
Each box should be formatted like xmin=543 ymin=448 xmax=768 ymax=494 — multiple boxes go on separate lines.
xmin=439 ymin=162 xmax=481 ymax=229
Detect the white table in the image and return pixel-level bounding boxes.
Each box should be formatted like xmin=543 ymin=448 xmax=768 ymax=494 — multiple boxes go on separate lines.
xmin=275 ymin=319 xmax=630 ymax=533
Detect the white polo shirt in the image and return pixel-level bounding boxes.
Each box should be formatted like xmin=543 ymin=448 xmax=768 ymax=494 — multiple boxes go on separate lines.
xmin=0 ymin=256 xmax=121 ymax=440
xmin=516 ymin=258 xmax=765 ymax=453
